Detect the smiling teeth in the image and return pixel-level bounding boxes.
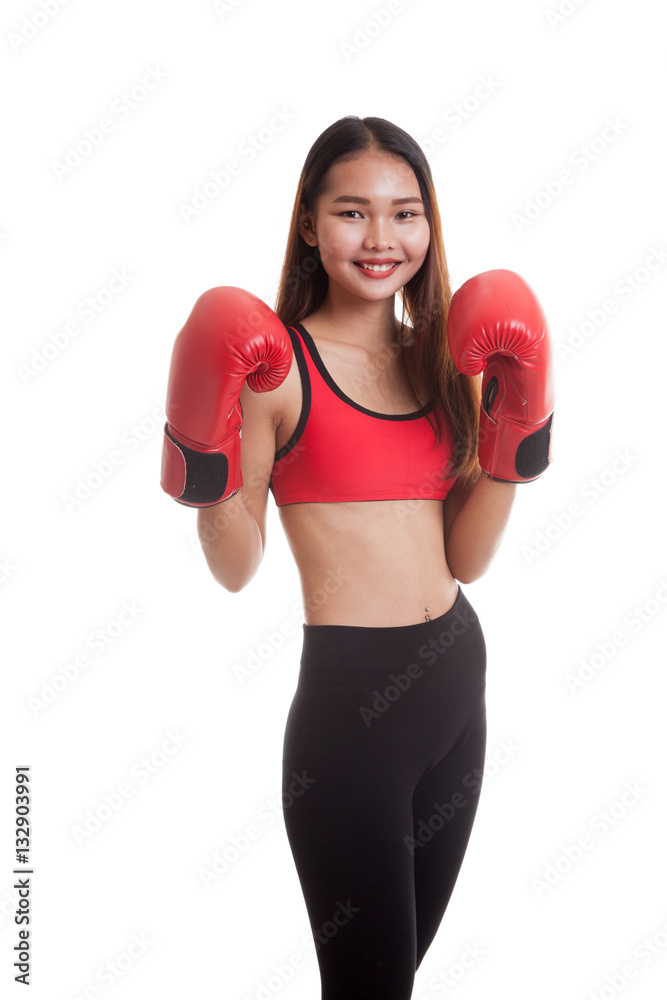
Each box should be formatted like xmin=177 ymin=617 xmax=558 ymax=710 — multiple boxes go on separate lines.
xmin=359 ymin=262 xmax=399 ymax=271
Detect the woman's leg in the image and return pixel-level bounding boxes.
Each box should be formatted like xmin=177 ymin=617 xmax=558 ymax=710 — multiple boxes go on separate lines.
xmin=282 ymin=668 xmax=420 ymax=998
xmin=411 ymin=710 xmax=487 ymax=967
xmin=282 ymin=755 xmax=419 ymax=999
xmin=411 ymin=602 xmax=487 ymax=967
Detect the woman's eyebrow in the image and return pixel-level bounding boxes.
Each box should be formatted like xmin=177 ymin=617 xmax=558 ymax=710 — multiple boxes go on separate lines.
xmin=330 ymin=195 xmax=423 ymax=205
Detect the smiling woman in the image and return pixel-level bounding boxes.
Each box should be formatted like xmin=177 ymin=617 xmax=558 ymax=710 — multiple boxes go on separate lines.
xmin=160 ymin=114 xmax=554 ymax=998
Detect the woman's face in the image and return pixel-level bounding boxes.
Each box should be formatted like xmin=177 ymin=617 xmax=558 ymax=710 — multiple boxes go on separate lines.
xmin=300 ymin=150 xmax=431 ymax=305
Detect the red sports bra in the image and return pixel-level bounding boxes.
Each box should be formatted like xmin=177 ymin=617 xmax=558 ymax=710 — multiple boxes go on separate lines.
xmin=269 ymin=323 xmax=458 ymax=506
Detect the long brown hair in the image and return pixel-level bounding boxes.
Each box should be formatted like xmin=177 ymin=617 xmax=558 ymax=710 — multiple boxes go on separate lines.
xmin=274 ymin=115 xmax=480 ymax=481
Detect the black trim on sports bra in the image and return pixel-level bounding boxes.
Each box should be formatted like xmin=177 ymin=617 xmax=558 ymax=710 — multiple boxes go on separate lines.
xmin=269 ymin=326 xmax=311 ymax=490
xmin=294 ymin=322 xmax=435 ymax=422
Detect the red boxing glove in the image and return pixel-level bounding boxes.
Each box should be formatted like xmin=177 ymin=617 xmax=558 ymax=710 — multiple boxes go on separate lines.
xmin=161 ymin=287 xmax=291 ymax=506
xmin=447 ymin=269 xmax=554 ymax=483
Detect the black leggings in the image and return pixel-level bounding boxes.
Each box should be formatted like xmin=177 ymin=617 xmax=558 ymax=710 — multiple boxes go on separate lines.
xmin=281 ymin=585 xmax=487 ymax=1000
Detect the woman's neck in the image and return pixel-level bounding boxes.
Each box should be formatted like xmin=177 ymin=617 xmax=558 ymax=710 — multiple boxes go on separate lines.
xmin=309 ymin=289 xmax=402 ymax=351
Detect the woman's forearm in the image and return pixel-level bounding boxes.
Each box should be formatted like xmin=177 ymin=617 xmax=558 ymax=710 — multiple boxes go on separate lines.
xmin=445 ymin=475 xmax=517 ymax=583
xmin=197 ymin=493 xmax=263 ymax=592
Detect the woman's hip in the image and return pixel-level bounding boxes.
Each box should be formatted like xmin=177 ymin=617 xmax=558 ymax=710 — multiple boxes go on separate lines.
xmin=284 ymin=586 xmax=486 ymax=766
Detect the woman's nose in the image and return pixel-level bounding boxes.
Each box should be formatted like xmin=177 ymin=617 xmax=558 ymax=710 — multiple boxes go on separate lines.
xmin=363 ymin=218 xmax=395 ymax=251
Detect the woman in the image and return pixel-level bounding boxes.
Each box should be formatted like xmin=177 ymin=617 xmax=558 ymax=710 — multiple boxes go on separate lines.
xmin=161 ymin=116 xmax=553 ymax=999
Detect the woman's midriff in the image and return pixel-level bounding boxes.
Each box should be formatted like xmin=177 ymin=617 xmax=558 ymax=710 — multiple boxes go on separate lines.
xmin=277 ymin=498 xmax=458 ymax=627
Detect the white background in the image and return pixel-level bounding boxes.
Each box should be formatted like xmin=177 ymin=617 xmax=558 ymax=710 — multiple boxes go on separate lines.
xmin=2 ymin=0 xmax=666 ymax=998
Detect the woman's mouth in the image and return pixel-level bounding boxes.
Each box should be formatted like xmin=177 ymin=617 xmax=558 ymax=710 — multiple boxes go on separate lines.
xmin=353 ymin=261 xmax=401 ymax=278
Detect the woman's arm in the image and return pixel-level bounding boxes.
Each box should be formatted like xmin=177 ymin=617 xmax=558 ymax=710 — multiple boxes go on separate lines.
xmin=197 ymin=382 xmax=279 ymax=592
xmin=443 ymin=472 xmax=517 ymax=584
xmin=442 ymin=268 xmax=552 ymax=584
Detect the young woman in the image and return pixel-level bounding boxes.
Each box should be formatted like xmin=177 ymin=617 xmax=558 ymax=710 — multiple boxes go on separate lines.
xmin=161 ymin=116 xmax=553 ymax=999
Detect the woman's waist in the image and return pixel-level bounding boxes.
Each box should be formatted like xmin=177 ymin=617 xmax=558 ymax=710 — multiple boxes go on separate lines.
xmin=297 ymin=559 xmax=459 ymax=627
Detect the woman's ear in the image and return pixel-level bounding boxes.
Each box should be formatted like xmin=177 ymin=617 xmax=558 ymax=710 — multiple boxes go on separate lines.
xmin=298 ymin=209 xmax=318 ymax=246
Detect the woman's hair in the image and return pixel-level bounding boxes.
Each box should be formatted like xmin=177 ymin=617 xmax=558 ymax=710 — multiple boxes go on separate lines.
xmin=274 ymin=115 xmax=480 ymax=481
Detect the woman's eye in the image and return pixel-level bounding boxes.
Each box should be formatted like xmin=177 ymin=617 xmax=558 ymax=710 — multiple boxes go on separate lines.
xmin=339 ymin=210 xmax=362 ymax=218
xmin=396 ymin=211 xmax=416 ymax=219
